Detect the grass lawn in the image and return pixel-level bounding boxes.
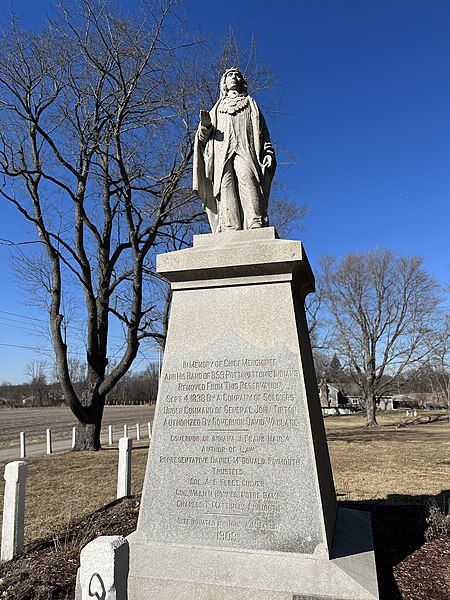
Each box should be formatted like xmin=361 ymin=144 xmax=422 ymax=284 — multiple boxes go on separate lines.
xmin=0 ymin=409 xmax=449 ymax=548
xmin=326 ymin=411 xmax=450 ymax=503
xmin=0 ymin=442 xmax=150 ymax=545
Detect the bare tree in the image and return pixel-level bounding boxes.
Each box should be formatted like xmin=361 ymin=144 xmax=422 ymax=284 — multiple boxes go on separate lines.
xmin=0 ymin=2 xmax=303 ymax=449
xmin=108 ymin=363 xmax=159 ymax=405
xmin=425 ymin=312 xmax=450 ymax=420
xmin=320 ymin=249 xmax=441 ymax=426
xmin=0 ymin=1 xmax=210 ymax=449
xmin=24 ymin=359 xmax=48 ymax=405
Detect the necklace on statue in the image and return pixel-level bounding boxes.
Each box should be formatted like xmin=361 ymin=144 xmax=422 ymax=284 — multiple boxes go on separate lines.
xmin=218 ymin=94 xmax=249 ymax=115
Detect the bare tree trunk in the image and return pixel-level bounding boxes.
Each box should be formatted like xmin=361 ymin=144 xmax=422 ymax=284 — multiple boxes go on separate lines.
xmin=74 ymin=393 xmax=105 ymax=451
xmin=75 ymin=420 xmax=101 ymax=451
xmin=365 ymin=393 xmax=378 ymax=427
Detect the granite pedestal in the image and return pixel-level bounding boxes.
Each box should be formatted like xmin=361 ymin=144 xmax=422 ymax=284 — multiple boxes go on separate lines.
xmin=127 ymin=228 xmax=379 ymax=600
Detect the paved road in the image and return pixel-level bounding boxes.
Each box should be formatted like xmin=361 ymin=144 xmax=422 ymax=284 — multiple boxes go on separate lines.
xmin=0 ymin=431 xmax=146 ymax=463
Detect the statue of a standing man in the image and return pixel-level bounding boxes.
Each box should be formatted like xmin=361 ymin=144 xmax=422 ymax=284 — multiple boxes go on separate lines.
xmin=193 ymin=68 xmax=276 ymax=233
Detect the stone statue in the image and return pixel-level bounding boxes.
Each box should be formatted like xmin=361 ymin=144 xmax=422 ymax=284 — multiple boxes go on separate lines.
xmin=193 ymin=68 xmax=276 ymax=233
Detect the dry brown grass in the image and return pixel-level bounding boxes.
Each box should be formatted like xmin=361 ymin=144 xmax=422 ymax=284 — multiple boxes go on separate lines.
xmin=0 ymin=441 xmax=149 ymax=546
xmin=0 ymin=409 xmax=448 ymax=549
xmin=326 ymin=411 xmax=450 ymax=502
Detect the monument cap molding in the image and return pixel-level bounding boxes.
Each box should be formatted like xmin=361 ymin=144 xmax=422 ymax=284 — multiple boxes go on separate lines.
xmin=157 ymin=228 xmax=315 ymax=296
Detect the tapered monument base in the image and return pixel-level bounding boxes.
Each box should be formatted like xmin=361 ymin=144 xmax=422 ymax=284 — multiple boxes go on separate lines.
xmin=125 ymin=228 xmax=379 ymax=599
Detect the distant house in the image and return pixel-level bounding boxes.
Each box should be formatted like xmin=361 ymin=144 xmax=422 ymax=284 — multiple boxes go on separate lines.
xmin=319 ymin=385 xmax=417 ymax=414
xmin=376 ymin=395 xmax=413 ymax=410
xmin=320 ymin=383 xmax=356 ymax=415
xmin=345 ymin=396 xmax=362 ymax=410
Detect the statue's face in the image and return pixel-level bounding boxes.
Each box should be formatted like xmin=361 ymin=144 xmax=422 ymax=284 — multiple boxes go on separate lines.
xmin=225 ymin=70 xmax=242 ymax=92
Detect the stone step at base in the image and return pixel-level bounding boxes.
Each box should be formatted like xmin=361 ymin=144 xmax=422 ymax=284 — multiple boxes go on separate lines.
xmin=129 ymin=577 xmax=295 ymax=600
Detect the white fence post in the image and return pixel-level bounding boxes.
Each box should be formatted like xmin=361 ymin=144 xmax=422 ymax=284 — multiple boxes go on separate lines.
xmin=147 ymin=421 xmax=152 ymax=439
xmin=1 ymin=461 xmax=27 ymax=562
xmin=79 ymin=536 xmax=129 ymax=600
xmin=46 ymin=428 xmax=52 ymax=454
xmin=108 ymin=425 xmax=113 ymax=446
xmin=19 ymin=432 xmax=26 ymax=459
xmin=136 ymin=423 xmax=141 ymax=441
xmin=117 ymin=437 xmax=132 ymax=499
xmin=123 ymin=424 xmax=128 ymax=438
xmin=72 ymin=426 xmax=77 ymax=450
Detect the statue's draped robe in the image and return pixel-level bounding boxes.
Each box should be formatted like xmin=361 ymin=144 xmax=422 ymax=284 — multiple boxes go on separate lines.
xmin=193 ymin=95 xmax=275 ymax=233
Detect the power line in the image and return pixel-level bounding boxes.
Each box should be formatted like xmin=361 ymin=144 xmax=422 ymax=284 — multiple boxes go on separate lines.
xmin=0 ymin=317 xmax=39 ymax=326
xmin=0 ymin=342 xmax=51 ymax=351
xmin=0 ymin=342 xmax=86 ymax=356
xmin=0 ymin=310 xmax=47 ymax=323
xmin=0 ymin=311 xmax=153 ymax=345
xmin=0 ymin=320 xmax=43 ymax=336
xmin=0 ymin=341 xmax=160 ymax=361
xmin=0 ymin=313 xmax=128 ymax=346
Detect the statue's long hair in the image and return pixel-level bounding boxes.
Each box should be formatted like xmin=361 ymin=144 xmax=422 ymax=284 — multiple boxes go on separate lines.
xmin=219 ymin=68 xmax=248 ymax=99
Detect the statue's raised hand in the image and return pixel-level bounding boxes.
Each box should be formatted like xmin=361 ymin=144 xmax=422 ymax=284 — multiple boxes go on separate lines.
xmin=262 ymin=154 xmax=274 ymax=171
xmin=200 ymin=110 xmax=211 ymax=127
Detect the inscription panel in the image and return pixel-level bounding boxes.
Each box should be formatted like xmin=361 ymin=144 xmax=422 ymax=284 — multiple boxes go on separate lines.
xmin=140 ymin=337 xmax=324 ymax=553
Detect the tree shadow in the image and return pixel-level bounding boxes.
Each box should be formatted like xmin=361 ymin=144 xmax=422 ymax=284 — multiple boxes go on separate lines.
xmin=327 ymin=426 xmax=449 ymax=444
xmin=341 ymin=489 xmax=450 ymax=599
xmin=100 ymin=444 xmax=150 ymax=451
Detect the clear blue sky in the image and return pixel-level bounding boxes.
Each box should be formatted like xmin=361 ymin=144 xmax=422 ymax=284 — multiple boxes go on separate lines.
xmin=1 ymin=0 xmax=449 ymax=383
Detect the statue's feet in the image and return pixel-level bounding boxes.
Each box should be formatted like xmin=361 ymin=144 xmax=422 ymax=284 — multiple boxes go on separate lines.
xmin=221 ymin=226 xmax=242 ymax=232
